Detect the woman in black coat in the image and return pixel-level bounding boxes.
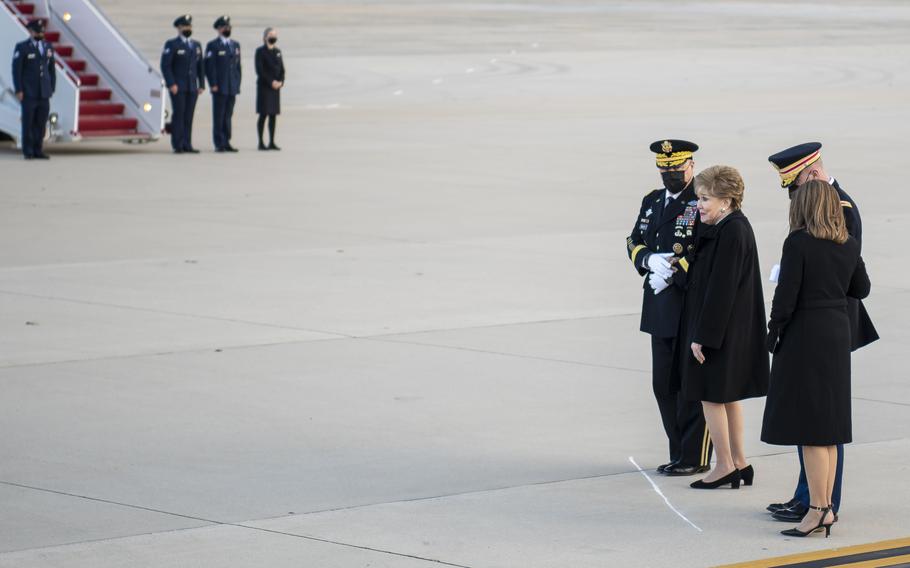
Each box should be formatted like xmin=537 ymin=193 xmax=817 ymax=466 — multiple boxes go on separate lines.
xmin=761 ymin=180 xmax=870 ymax=538
xmin=255 ymin=27 xmax=285 ymax=150
xmin=677 ymin=165 xmax=769 ymax=490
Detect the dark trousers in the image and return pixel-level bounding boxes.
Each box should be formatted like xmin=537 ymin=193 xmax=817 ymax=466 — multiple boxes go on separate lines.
xmin=652 ymin=336 xmax=713 ymax=467
xmin=794 ymin=444 xmax=844 ymax=512
xmin=169 ymin=88 xmax=198 ymax=151
xmin=212 ymin=93 xmax=236 ymax=149
xmin=21 ymin=97 xmax=50 ymax=157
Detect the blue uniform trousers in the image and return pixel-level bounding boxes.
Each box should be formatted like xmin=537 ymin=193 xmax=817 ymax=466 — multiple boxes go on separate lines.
xmin=212 ymin=93 xmax=235 ymax=149
xmin=169 ymin=89 xmax=198 ymax=151
xmin=794 ymin=444 xmax=844 ymax=512
xmin=21 ymin=97 xmax=50 ymax=157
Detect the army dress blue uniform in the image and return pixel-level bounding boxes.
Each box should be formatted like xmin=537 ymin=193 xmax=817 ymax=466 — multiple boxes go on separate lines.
xmin=626 ymin=140 xmax=713 ymax=474
xmin=767 ymin=142 xmax=879 ymax=520
xmin=205 ymin=16 xmax=241 ymax=152
xmin=161 ymin=15 xmax=204 ymax=153
xmin=11 ymin=21 xmax=56 ymax=159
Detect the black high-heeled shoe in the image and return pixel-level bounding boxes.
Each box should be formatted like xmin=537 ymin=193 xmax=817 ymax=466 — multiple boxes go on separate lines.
xmin=739 ymin=465 xmax=754 ymax=486
xmin=781 ymin=505 xmax=834 ymax=538
xmin=690 ymin=468 xmax=741 ymax=489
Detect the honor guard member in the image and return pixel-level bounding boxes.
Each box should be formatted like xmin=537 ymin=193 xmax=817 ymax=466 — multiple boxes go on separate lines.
xmin=161 ymin=15 xmax=205 ymax=154
xmin=11 ymin=19 xmax=56 ymax=160
xmin=205 ymin=16 xmax=241 ymax=152
xmin=627 ymin=139 xmax=713 ymax=476
xmin=765 ymin=142 xmax=879 ymax=522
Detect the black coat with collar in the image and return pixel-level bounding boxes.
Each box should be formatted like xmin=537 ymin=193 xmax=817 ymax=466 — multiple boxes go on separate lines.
xmin=626 ymin=182 xmax=700 ymax=338
xmin=830 ymin=179 xmax=878 ymax=350
xmin=677 ymin=211 xmax=769 ymax=403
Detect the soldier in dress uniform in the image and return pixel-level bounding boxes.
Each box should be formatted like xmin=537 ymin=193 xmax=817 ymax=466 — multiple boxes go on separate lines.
xmin=626 ymin=139 xmax=714 ymax=476
xmin=160 ymin=15 xmax=205 ymax=154
xmin=765 ymin=142 xmax=879 ymax=522
xmin=11 ymin=19 xmax=56 ymax=160
xmin=205 ymin=15 xmax=241 ymax=152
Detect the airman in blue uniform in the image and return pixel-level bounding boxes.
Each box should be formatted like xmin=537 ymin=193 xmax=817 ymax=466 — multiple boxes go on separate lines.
xmin=11 ymin=19 xmax=56 ymax=160
xmin=205 ymin=15 xmax=241 ymax=152
xmin=161 ymin=14 xmax=204 ymax=154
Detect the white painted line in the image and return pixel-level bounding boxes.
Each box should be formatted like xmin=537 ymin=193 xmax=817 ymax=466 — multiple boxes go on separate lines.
xmin=628 ymin=456 xmax=703 ymax=532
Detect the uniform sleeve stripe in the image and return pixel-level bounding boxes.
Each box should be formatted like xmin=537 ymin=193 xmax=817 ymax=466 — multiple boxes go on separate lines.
xmin=630 ymin=245 xmax=646 ymax=265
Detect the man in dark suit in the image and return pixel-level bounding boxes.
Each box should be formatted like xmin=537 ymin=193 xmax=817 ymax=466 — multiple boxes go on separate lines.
xmin=205 ymin=15 xmax=241 ymax=152
xmin=626 ymin=139 xmax=713 ymax=476
xmin=11 ymin=19 xmax=56 ymax=160
xmin=766 ymin=142 xmax=879 ymax=522
xmin=161 ymin=14 xmax=205 ymax=154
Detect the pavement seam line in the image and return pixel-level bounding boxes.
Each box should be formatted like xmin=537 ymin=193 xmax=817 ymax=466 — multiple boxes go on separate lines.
xmin=362 ymin=335 xmax=650 ymax=373
xmin=0 ymin=480 xmax=472 ymax=567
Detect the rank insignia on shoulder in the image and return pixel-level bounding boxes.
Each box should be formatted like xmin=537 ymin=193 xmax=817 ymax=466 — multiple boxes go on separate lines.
xmin=840 ymin=200 xmax=852 ymax=208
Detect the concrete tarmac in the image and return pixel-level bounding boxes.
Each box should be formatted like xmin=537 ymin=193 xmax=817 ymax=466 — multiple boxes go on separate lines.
xmin=1 ymin=1 xmax=908 ymax=566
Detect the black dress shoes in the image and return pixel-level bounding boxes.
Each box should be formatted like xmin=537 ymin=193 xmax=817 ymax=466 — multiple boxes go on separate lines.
xmin=267 ymin=143 xmax=281 ymax=151
xmin=772 ymin=501 xmax=809 ymax=522
xmin=225 ymin=145 xmax=239 ymax=152
xmin=690 ymin=468 xmax=741 ymax=489
xmin=184 ymin=148 xmax=200 ymax=154
xmin=664 ymin=464 xmax=710 ymax=476
xmin=35 ymin=153 xmax=50 ymax=159
xmin=656 ymin=462 xmax=677 ymax=474
xmin=767 ymin=497 xmax=799 ymax=514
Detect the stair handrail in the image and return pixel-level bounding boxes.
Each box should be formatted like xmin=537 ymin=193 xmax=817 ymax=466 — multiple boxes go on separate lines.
xmin=46 ymin=9 xmax=139 ymax=107
xmin=50 ymin=0 xmax=157 ymax=76
xmin=47 ymin=0 xmax=164 ymax=136
xmin=1 ymin=0 xmax=81 ymax=87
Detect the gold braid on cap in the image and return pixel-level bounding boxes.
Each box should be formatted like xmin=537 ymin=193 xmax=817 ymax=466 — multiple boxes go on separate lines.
xmin=774 ymin=150 xmax=821 ymax=188
xmin=655 ymin=151 xmax=693 ymax=168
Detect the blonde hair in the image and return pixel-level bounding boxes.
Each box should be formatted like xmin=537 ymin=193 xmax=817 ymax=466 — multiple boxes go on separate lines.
xmin=694 ymin=165 xmax=744 ymax=210
xmin=789 ymin=180 xmax=848 ymax=244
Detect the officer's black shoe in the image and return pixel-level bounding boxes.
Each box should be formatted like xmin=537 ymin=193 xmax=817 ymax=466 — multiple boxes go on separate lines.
xmin=173 ymin=149 xmax=184 ymax=154
xmin=772 ymin=502 xmax=810 ymax=522
xmin=23 ymin=155 xmax=34 ymax=160
xmin=35 ymin=153 xmax=50 ymax=160
xmin=664 ymin=464 xmax=710 ymax=476
xmin=656 ymin=462 xmax=677 ymax=474
xmin=225 ymin=145 xmax=239 ymax=152
xmin=258 ymin=142 xmax=268 ymax=151
xmin=184 ymin=148 xmax=200 ymax=154
xmin=767 ymin=498 xmax=799 ymax=514
xmin=215 ymin=147 xmax=226 ymax=153
xmin=267 ymin=143 xmax=281 ymax=151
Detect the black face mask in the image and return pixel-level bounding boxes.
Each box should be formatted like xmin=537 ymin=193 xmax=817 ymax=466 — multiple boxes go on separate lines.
xmin=181 ymin=29 xmax=193 ymax=38
xmin=222 ymin=28 xmax=232 ymax=38
xmin=661 ymin=170 xmax=689 ymax=194
xmin=267 ymin=37 xmax=277 ymax=45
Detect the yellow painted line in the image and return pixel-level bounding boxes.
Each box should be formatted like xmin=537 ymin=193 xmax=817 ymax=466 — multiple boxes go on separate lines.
xmin=844 ymin=553 xmax=910 ymax=567
xmin=715 ymin=537 xmax=910 ymax=567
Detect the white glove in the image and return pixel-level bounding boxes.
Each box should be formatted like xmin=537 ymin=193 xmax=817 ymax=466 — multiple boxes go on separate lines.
xmin=647 ymin=252 xmax=675 ymax=281
xmin=649 ymin=271 xmax=670 ymax=295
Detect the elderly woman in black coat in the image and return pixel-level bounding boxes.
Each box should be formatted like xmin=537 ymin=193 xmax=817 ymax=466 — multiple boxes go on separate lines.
xmin=761 ymin=180 xmax=870 ymax=538
xmin=677 ymin=165 xmax=769 ymax=490
xmin=255 ymin=27 xmax=285 ymax=150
